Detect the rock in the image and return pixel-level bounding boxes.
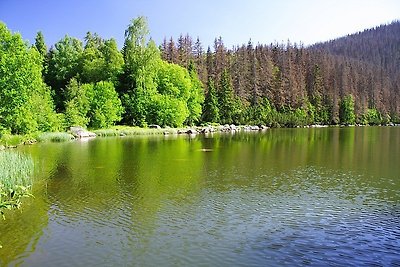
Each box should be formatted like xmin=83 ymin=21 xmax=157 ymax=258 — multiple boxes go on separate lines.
xmin=260 ymin=125 xmax=269 ymax=130
xmin=163 ymin=131 xmax=170 ymax=135
xmin=24 ymin=139 xmax=37 ymax=145
xmin=250 ymin=125 xmax=260 ymax=131
xmin=70 ymin=126 xmax=96 ymax=138
xmin=230 ymin=124 xmax=238 ymax=131
xmin=149 ymin=124 xmax=161 ymax=129
xmin=200 ymin=127 xmax=215 ymax=134
xmin=186 ymin=129 xmax=198 ymax=135
xmin=0 ymin=145 xmax=5 ymax=150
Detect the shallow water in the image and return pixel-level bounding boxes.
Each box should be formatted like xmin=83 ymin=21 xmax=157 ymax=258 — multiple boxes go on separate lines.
xmin=1 ymin=127 xmax=399 ymax=266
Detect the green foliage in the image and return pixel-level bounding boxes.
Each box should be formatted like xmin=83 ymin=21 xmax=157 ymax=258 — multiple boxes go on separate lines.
xmin=246 ymin=98 xmax=274 ymax=125
xmin=202 ymin=78 xmax=220 ymax=123
xmin=120 ymin=17 xmax=160 ymax=126
xmin=0 ymin=22 xmax=61 ymax=134
xmin=122 ymin=16 xmax=159 ymax=86
xmin=218 ymin=69 xmax=236 ymax=124
xmin=64 ymin=79 xmax=123 ymax=129
xmin=148 ymin=94 xmax=188 ymax=127
xmin=186 ymin=65 xmax=204 ymax=125
xmin=64 ymin=79 xmax=92 ymax=127
xmin=121 ymin=17 xmax=203 ymax=127
xmin=361 ymin=108 xmax=382 ymax=125
xmin=0 ymin=134 xmax=26 ymax=147
xmin=271 ymin=107 xmax=308 ymax=127
xmin=34 ymin=31 xmax=47 ymax=59
xmin=81 ymin=32 xmax=124 ymax=84
xmin=46 ymin=35 xmax=84 ymax=110
xmin=89 ymin=81 xmax=124 ymax=128
xmin=0 ymin=151 xmax=34 ymax=219
xmin=339 ymin=95 xmax=356 ymax=125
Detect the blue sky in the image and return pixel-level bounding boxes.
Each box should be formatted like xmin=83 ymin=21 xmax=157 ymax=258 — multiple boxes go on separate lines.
xmin=0 ymin=0 xmax=399 ymax=48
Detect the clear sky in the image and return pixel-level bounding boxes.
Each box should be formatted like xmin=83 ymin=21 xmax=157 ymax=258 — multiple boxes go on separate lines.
xmin=0 ymin=0 xmax=399 ymax=48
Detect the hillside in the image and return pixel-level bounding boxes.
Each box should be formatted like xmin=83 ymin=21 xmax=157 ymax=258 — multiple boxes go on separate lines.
xmin=311 ymin=21 xmax=400 ymax=77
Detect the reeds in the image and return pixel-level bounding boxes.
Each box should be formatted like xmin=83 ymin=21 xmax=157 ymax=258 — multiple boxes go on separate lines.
xmin=0 ymin=151 xmax=34 ymax=218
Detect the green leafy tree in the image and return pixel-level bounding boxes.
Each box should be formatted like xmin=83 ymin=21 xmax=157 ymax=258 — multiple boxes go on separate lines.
xmin=120 ymin=16 xmax=160 ymax=126
xmin=64 ymin=79 xmax=123 ymax=128
xmin=339 ymin=94 xmax=356 ymax=125
xmin=150 ymin=60 xmax=201 ymax=127
xmin=81 ymin=32 xmax=123 ymax=84
xmin=148 ymin=94 xmax=188 ymax=127
xmin=202 ymin=78 xmax=220 ymax=123
xmin=186 ymin=62 xmax=204 ymax=125
xmin=89 ymin=81 xmax=124 ymax=128
xmin=121 ymin=16 xmax=202 ymax=127
xmin=64 ymin=79 xmax=92 ymax=127
xmin=101 ymin=39 xmax=124 ymax=84
xmin=0 ymin=22 xmax=60 ymax=134
xmin=46 ymin=35 xmax=84 ymax=111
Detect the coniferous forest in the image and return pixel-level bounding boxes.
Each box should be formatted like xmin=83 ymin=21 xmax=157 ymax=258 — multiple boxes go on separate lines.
xmin=1 ymin=17 xmax=400 ymax=135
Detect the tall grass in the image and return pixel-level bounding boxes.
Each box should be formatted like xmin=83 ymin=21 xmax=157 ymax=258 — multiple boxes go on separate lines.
xmin=0 ymin=151 xmax=34 ymax=218
xmin=36 ymin=132 xmax=75 ymax=142
xmin=93 ymin=126 xmax=180 ymax=137
xmin=0 ymin=134 xmax=25 ymax=147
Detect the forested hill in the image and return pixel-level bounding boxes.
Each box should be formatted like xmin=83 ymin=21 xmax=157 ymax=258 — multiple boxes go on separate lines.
xmin=162 ymin=21 xmax=400 ymax=123
xmin=310 ymin=21 xmax=400 ymax=77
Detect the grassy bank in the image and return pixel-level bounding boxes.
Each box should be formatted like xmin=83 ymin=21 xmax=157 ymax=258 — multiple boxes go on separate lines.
xmin=0 ymin=151 xmax=34 ymax=219
xmin=0 ymin=132 xmax=75 ymax=148
xmin=93 ymin=126 xmax=181 ymax=137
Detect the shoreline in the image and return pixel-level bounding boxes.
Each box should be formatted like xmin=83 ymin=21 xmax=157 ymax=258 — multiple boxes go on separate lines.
xmin=1 ymin=123 xmax=399 ymax=150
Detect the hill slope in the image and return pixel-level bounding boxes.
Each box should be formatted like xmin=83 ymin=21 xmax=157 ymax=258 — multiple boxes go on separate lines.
xmin=311 ymin=21 xmax=400 ymax=76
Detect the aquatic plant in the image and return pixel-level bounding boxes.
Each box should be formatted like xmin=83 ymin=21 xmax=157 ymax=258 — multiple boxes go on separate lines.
xmin=0 ymin=151 xmax=34 ymax=219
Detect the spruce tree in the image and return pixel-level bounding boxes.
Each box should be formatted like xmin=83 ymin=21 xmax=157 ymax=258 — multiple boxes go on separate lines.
xmin=339 ymin=94 xmax=356 ymax=125
xmin=202 ymin=77 xmax=219 ymax=123
xmin=218 ymin=69 xmax=235 ymax=124
xmin=34 ymin=31 xmax=47 ymax=59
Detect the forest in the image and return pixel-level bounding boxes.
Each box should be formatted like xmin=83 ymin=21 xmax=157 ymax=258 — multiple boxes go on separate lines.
xmin=1 ymin=17 xmax=399 ymax=135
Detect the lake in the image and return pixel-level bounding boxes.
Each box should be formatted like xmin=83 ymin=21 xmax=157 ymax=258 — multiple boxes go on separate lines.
xmin=1 ymin=127 xmax=399 ymax=266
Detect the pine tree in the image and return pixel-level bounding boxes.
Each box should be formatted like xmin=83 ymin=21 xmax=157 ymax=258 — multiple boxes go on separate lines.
xmin=34 ymin=31 xmax=47 ymax=59
xmin=202 ymin=77 xmax=219 ymax=123
xmin=339 ymin=94 xmax=356 ymax=125
xmin=34 ymin=31 xmax=48 ymax=77
xmin=218 ymin=69 xmax=235 ymax=124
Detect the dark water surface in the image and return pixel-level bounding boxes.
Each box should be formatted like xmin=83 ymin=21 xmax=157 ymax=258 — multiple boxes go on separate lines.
xmin=1 ymin=127 xmax=399 ymax=266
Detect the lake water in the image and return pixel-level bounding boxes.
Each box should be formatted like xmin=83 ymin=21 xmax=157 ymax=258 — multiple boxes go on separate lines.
xmin=1 ymin=127 xmax=399 ymax=266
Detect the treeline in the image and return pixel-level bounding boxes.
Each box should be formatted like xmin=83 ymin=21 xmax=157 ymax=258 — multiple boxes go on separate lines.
xmin=161 ymin=24 xmax=400 ymax=126
xmin=0 ymin=18 xmax=399 ymax=135
xmin=0 ymin=17 xmax=203 ymax=135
